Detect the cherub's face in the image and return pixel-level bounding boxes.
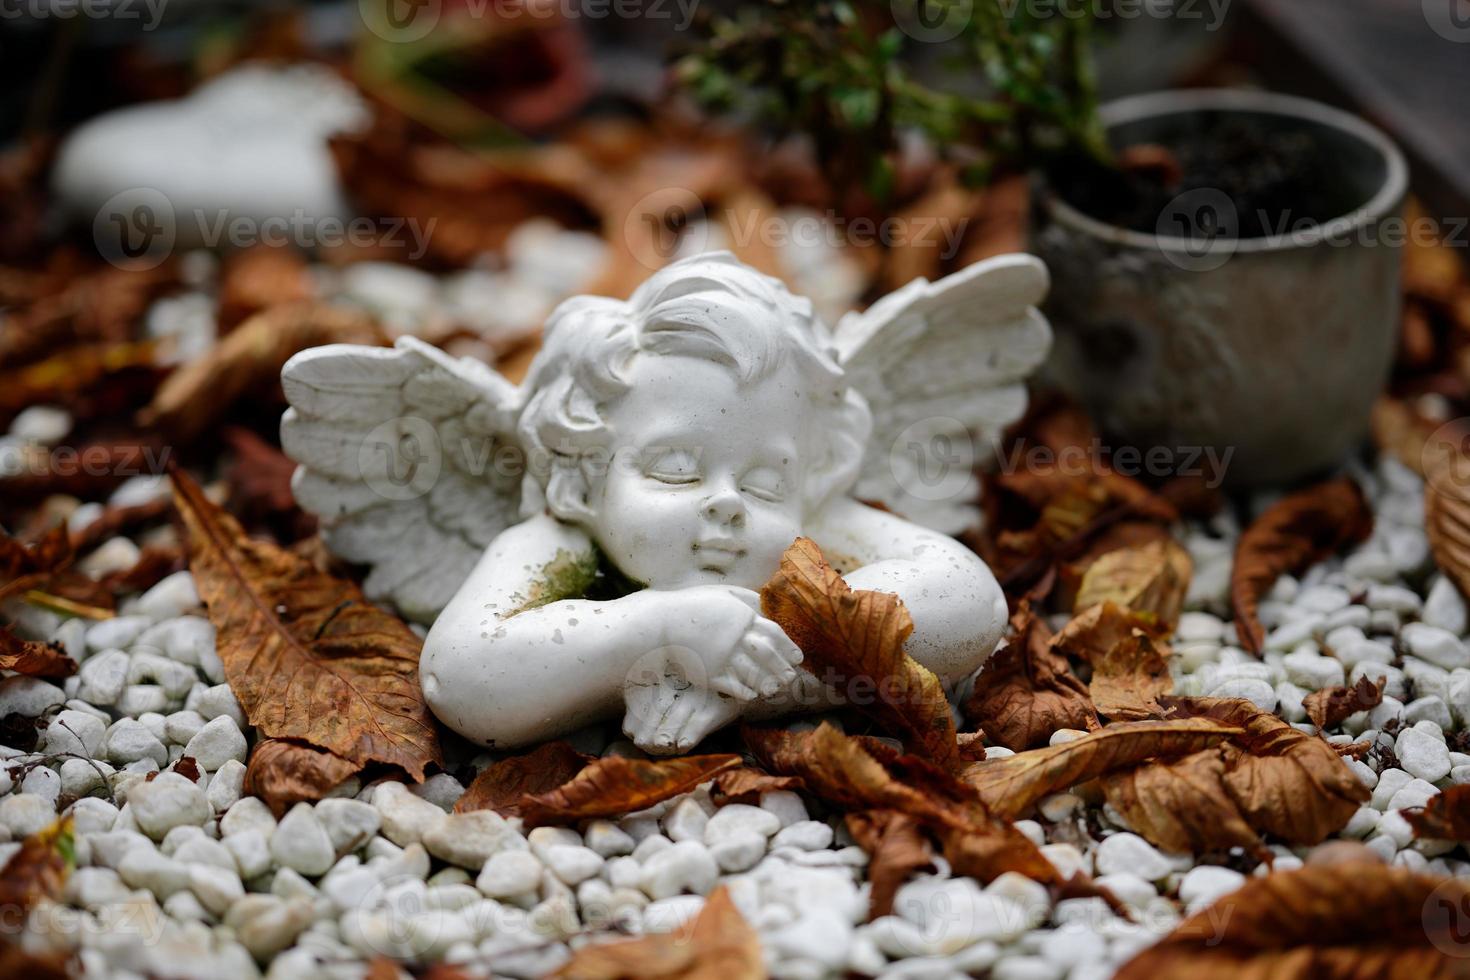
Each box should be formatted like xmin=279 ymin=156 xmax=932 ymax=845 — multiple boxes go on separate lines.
xmin=589 ymin=355 xmax=810 ymax=591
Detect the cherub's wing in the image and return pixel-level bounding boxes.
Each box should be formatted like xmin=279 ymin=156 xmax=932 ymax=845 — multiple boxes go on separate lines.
xmin=832 ymin=253 xmax=1052 ymax=534
xmin=280 ymin=337 xmax=524 ymax=623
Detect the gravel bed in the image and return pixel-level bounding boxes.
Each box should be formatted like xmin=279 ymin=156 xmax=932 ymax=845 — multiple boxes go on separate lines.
xmin=3 ymin=434 xmax=1467 ymax=978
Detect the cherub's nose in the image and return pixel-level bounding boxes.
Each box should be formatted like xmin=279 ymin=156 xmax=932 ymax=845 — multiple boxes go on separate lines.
xmin=702 ymin=488 xmax=745 ymax=527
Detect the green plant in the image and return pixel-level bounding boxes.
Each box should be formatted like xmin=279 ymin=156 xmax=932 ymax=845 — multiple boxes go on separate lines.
xmin=675 ymin=0 xmax=1108 ymax=203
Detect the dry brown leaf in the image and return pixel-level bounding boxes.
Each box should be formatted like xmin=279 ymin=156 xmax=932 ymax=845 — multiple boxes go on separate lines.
xmin=553 ymin=885 xmax=762 ymax=979
xmin=846 ymin=810 xmax=935 ymax=919
xmin=142 ymin=302 xmax=385 ymax=443
xmin=172 ymin=470 xmax=441 ymax=779
xmin=1231 ymin=479 xmax=1374 ymax=653
xmin=0 ymin=626 xmax=76 ymax=679
xmin=0 ymin=815 xmax=72 ymax=922
xmin=1115 ymin=861 xmax=1470 ymax=980
xmin=710 ymin=767 xmax=806 ymax=806
xmin=762 ymin=537 xmax=958 ymax=767
xmin=1404 ymin=784 xmax=1470 ymax=841
xmin=163 ymin=759 xmax=197 ymax=786
xmin=1073 ymin=538 xmax=1192 ymax=632
xmin=0 ymin=941 xmax=70 ymax=979
xmin=519 ymin=754 xmax=742 ymax=829
xmin=1370 ymin=395 xmax=1443 ymax=476
xmin=0 ymin=340 xmax=161 ymax=418
xmin=1161 ymin=697 xmax=1370 ymax=844
xmin=962 ymin=602 xmax=1097 ymax=750
xmin=0 ymin=523 xmax=113 ymax=613
xmin=243 ymin=739 xmax=361 ymax=817
xmin=745 ymin=722 xmax=1069 ymax=887
xmin=217 ymin=244 xmax=314 ymax=329
xmin=1304 ymin=676 xmax=1387 ymax=731
xmin=363 ymin=957 xmax=408 ymax=980
xmin=1100 ymin=748 xmax=1262 ymax=854
xmin=1426 ymin=461 xmax=1470 ymax=603
xmin=455 ymin=741 xmax=592 ymax=817
xmin=1053 ymin=603 xmax=1172 ymax=721
xmin=959 ymin=718 xmax=1242 ymax=820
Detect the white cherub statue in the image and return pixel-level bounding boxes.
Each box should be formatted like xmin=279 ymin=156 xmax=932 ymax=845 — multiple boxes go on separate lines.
xmin=280 ymin=251 xmax=1051 ymax=754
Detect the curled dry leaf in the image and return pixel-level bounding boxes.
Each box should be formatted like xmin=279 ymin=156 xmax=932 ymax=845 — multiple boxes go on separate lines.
xmin=142 ymin=302 xmax=385 ymax=443
xmin=762 ymin=537 xmax=958 ymax=767
xmin=172 ymin=470 xmax=441 ymax=780
xmin=710 ymin=767 xmax=806 ymax=806
xmin=0 ymin=523 xmax=113 ymax=613
xmin=1231 ymin=479 xmax=1373 ymax=653
xmin=959 ymin=718 xmax=1242 ymax=821
xmin=1115 ymin=861 xmax=1470 ymax=980
xmin=1403 ymin=784 xmax=1470 ymax=841
xmin=1100 ymin=748 xmax=1262 ymax=855
xmin=1304 ymin=676 xmax=1387 ymax=731
xmin=0 ymin=626 xmax=76 ymax=679
xmin=0 ymin=815 xmax=73 ymax=922
xmin=745 ymin=722 xmax=1068 ymax=887
xmin=1052 ymin=602 xmax=1172 ymax=721
xmin=0 ymin=812 xmax=75 ymax=977
xmin=552 ymin=885 xmax=762 ymax=980
xmin=846 ymin=810 xmax=935 ymax=919
xmin=455 ymin=741 xmax=592 ymax=817
xmin=962 ymin=602 xmax=1096 ymax=751
xmin=1426 ymin=464 xmax=1470 ymax=603
xmin=1160 ymin=697 xmax=1369 ymax=844
xmin=1073 ymin=537 xmax=1192 ymax=633
xmin=519 ymin=754 xmax=742 ymax=829
xmin=243 ymin=739 xmax=360 ymax=818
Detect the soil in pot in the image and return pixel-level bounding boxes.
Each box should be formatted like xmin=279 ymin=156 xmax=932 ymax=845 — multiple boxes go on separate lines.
xmin=1045 ymin=109 xmax=1369 ymax=238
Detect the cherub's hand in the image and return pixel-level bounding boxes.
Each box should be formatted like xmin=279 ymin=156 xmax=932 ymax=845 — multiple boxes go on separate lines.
xmin=709 ymin=613 xmax=804 ymax=702
xmin=657 ymin=585 xmax=803 ymax=701
xmin=622 ymin=586 xmax=804 ymax=754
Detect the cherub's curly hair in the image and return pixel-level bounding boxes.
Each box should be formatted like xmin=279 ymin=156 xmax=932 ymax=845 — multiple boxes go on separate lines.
xmin=517 ymin=251 xmax=871 ymax=524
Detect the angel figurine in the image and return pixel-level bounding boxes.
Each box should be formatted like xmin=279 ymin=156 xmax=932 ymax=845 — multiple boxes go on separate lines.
xmin=281 ymin=251 xmax=1051 ymax=754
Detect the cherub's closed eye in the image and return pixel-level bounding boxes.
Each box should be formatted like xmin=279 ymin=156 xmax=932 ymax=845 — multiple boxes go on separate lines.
xmin=740 ymin=467 xmax=785 ymax=502
xmin=646 ymin=449 xmax=700 ymax=485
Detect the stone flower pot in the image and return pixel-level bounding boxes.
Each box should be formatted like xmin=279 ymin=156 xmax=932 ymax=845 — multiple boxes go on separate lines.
xmin=1033 ymin=89 xmax=1408 ymax=486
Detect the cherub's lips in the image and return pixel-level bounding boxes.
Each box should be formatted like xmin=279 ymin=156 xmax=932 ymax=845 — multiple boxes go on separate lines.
xmin=693 ymin=538 xmax=745 ymax=563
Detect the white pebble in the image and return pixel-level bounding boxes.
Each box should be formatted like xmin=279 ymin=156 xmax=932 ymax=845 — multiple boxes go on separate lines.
xmin=1401 ymin=623 xmax=1470 ymax=670
xmin=315 ymin=798 xmax=381 ymax=854
xmin=372 ymin=781 xmax=448 ymax=846
xmin=128 ymin=772 xmax=208 ymax=840
xmin=543 ymin=844 xmax=604 ymax=885
xmin=477 ymin=850 xmax=543 ymax=898
xmin=1095 ymin=833 xmax=1173 ymax=882
xmin=182 ymin=715 xmax=247 ymax=771
xmin=0 ymin=676 xmax=67 ymax=716
xmin=640 ymin=840 xmax=718 ymax=899
xmin=270 ymin=803 xmax=336 ymax=876
xmin=1178 ymin=866 xmax=1246 ymax=910
xmin=1424 ymin=577 xmax=1469 ymax=634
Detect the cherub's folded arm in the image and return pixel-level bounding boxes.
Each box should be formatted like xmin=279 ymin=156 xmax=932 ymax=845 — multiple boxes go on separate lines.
xmin=419 ymin=514 xmax=668 ymax=748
